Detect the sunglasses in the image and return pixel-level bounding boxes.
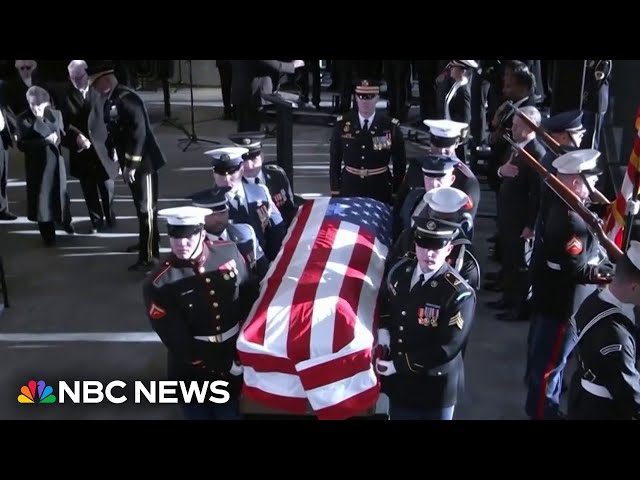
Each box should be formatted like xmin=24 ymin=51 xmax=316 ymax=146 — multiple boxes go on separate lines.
xmin=356 ymin=94 xmax=377 ymax=100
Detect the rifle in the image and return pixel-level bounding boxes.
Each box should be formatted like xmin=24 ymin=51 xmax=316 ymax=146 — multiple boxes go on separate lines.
xmin=503 ymin=134 xmax=623 ymax=263
xmin=508 ymin=104 xmax=611 ymax=206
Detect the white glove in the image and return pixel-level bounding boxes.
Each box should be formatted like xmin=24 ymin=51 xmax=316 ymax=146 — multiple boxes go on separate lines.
xmin=626 ymin=200 xmax=640 ymax=216
xmin=293 ymin=60 xmax=305 ymax=69
xmin=375 ymin=359 xmax=397 ymax=377
xmin=378 ymin=328 xmax=391 ymax=349
xmin=230 ymin=361 xmax=244 ymax=376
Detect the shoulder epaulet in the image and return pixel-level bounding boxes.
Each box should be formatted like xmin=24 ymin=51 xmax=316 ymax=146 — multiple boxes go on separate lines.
xmin=445 ymin=270 xmax=470 ymax=292
xmin=392 ymin=118 xmax=400 ymax=125
xmin=151 ymin=261 xmax=173 ymax=287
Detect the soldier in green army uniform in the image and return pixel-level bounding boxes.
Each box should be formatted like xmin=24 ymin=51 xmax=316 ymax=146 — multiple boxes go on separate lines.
xmin=376 ymin=215 xmax=477 ymax=420
xmin=329 ymin=79 xmax=406 ymax=205
xmin=87 ymin=62 xmax=167 ymax=272
xmin=143 ymin=206 xmax=260 ymax=420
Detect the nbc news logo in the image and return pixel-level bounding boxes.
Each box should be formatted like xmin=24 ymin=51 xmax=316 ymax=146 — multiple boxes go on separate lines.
xmin=18 ymin=380 xmax=56 ymax=404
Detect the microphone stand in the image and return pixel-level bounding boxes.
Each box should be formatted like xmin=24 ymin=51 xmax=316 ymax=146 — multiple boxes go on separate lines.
xmin=177 ymin=60 xmax=220 ymax=152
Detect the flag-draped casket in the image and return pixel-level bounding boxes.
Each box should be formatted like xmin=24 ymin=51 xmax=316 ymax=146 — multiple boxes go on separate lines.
xmin=236 ymin=197 xmax=393 ymax=420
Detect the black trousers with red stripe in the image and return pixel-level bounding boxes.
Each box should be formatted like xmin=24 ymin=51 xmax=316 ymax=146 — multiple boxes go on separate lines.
xmin=525 ymin=313 xmax=577 ymax=420
xmin=128 ymin=171 xmax=159 ymax=263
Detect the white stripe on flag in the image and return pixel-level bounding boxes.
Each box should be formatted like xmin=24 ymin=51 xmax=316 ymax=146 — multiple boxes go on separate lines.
xmin=305 ymin=369 xmax=378 ymax=411
xmin=243 ymin=367 xmax=306 ymax=398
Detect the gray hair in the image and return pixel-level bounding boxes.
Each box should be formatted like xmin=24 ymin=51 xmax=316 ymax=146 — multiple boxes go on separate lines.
xmin=519 ymin=106 xmax=541 ymax=127
xmin=67 ymin=60 xmax=88 ymax=74
xmin=25 ymin=86 xmax=50 ymax=105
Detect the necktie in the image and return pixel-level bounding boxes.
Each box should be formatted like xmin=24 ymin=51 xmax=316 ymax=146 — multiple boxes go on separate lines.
xmin=235 ymin=194 xmax=247 ymax=216
xmin=363 ymin=119 xmax=369 ymax=131
xmin=410 ymin=274 xmax=425 ymax=293
xmin=255 ymin=177 xmax=260 ymax=185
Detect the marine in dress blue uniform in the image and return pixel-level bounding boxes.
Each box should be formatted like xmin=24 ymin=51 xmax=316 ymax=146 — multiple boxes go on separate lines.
xmin=377 ymin=216 xmax=477 ymax=420
xmin=567 ymin=241 xmax=640 ymax=420
xmin=527 ymin=149 xmax=614 ymax=420
xmin=388 ymin=187 xmax=479 ymax=291
xmin=142 ymin=206 xmax=260 ymax=420
xmin=190 ymin=147 xmax=286 ymax=262
xmin=189 ymin=186 xmax=269 ymax=280
xmin=394 ymin=119 xmax=480 ymax=220
xmin=228 ymin=131 xmax=298 ymax=227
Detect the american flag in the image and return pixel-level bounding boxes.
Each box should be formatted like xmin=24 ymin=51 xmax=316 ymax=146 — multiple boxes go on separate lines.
xmin=604 ymin=106 xmax=640 ymax=247
xmin=237 ymin=197 xmax=393 ymax=419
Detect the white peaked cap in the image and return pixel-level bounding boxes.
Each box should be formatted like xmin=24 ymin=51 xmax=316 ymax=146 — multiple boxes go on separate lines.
xmin=552 ymin=149 xmax=602 ymax=175
xmin=158 ymin=206 xmax=213 ymax=226
xmin=422 ymin=119 xmax=469 ymax=138
xmin=423 ymin=187 xmax=471 ymax=213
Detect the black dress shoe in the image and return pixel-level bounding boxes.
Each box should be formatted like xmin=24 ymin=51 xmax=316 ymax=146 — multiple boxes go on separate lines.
xmin=63 ymin=223 xmax=75 ymax=234
xmin=0 ymin=211 xmax=17 ymax=221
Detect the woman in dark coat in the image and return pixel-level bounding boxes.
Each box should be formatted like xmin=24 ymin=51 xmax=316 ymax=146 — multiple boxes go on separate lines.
xmin=16 ymin=85 xmax=72 ymax=246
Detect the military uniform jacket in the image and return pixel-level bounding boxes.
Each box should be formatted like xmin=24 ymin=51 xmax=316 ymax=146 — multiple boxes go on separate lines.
xmin=104 ymin=84 xmax=166 ymax=174
xmin=243 ymin=163 xmax=297 ymax=226
xmin=142 ymin=240 xmax=259 ymax=383
xmin=206 ymin=223 xmax=269 ymax=280
xmin=568 ymin=288 xmax=640 ymax=420
xmin=329 ymin=111 xmax=406 ymax=193
xmin=380 ymin=259 xmax=476 ymax=409
xmin=386 ymin=227 xmax=480 ymax=291
xmin=532 ymin=196 xmax=610 ymax=319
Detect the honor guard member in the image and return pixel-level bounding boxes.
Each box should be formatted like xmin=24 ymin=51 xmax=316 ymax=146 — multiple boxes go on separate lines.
xmin=228 ymin=131 xmax=298 ymax=226
xmin=526 ymin=149 xmax=614 ymax=420
xmin=142 ymin=206 xmax=259 ymax=420
xmin=87 ymin=62 xmax=167 ymax=272
xmin=190 ymin=186 xmax=269 ymax=280
xmin=194 ymin=147 xmax=286 ymax=262
xmin=388 ymin=187 xmax=479 ymax=290
xmin=567 ymin=241 xmax=640 ymax=420
xmin=329 ymin=79 xmax=406 ymax=204
xmin=398 ymin=155 xmax=475 ymax=237
xmin=530 ymin=112 xmax=586 ymax=295
xmin=376 ymin=215 xmax=477 ymax=420
xmin=395 ymin=119 xmax=480 ymax=220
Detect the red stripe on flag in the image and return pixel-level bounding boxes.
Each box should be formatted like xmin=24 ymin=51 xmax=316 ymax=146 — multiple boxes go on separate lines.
xmin=314 ymin=384 xmax=380 ymax=420
xmin=297 ymin=349 xmax=373 ymax=391
xmin=333 ymin=227 xmax=376 ymax=352
xmin=237 ymin=351 xmax=298 ymax=374
xmin=287 ymin=219 xmax=341 ymax=362
xmin=243 ymin=200 xmax=314 ymax=346
xmin=242 ymin=384 xmax=308 ymax=414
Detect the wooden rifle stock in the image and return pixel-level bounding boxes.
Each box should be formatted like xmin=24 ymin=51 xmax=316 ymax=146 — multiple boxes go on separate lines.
xmin=502 ymin=134 xmax=623 ymax=263
xmin=510 ymin=105 xmax=611 ymax=206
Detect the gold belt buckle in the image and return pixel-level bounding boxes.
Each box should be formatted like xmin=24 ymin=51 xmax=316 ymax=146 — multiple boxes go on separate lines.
xmin=359 ymin=167 xmax=366 ymax=178
xmin=214 ymin=333 xmax=223 ymax=343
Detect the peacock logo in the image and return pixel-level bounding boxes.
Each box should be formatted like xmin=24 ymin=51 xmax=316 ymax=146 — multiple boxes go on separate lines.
xmin=18 ymin=380 xmax=56 ymax=404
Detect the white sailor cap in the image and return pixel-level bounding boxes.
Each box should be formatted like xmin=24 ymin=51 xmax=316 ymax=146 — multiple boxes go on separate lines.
xmin=423 ymin=187 xmax=472 ymax=214
xmin=552 ymin=149 xmax=602 ymax=176
xmin=158 ymin=206 xmax=213 ymax=226
xmin=449 ymin=60 xmax=479 ymax=69
xmin=423 ymin=119 xmax=469 ymax=146
xmin=627 ymin=240 xmax=640 ymax=271
xmin=205 ymin=147 xmax=249 ymax=172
